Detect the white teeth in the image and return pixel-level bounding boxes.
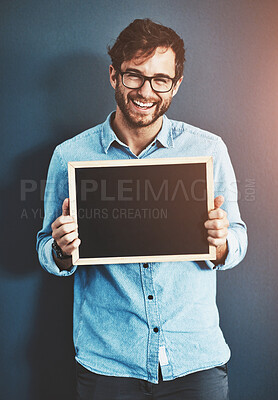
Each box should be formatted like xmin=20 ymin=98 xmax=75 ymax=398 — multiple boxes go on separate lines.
xmin=133 ymin=99 xmax=154 ymax=108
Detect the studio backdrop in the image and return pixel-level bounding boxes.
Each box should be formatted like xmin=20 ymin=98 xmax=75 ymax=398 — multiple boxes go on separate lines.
xmin=1 ymin=1 xmax=278 ymax=399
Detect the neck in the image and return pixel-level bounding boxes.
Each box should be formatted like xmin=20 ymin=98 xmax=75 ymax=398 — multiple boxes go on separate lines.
xmin=111 ymin=108 xmax=163 ymax=156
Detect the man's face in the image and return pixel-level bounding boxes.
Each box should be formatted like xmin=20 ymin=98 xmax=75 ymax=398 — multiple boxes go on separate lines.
xmin=110 ymin=47 xmax=183 ymax=128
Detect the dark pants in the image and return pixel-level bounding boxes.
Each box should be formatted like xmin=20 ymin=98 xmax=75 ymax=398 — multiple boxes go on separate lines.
xmin=76 ymin=362 xmax=229 ymax=400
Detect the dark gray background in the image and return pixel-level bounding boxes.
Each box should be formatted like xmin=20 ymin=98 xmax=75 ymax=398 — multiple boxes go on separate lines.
xmin=1 ymin=1 xmax=277 ymax=399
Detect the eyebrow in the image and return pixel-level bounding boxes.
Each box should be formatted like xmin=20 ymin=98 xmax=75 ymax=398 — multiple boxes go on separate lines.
xmin=124 ymin=68 xmax=174 ymax=79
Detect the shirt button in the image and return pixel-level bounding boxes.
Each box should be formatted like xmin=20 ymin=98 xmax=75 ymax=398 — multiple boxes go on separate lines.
xmin=143 ymin=263 xmax=149 ymax=268
xmin=148 ymin=295 xmax=153 ymax=300
xmin=153 ymin=327 xmax=159 ymax=333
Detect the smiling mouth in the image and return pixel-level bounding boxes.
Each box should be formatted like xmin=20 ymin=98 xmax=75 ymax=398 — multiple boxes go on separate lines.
xmin=131 ymin=99 xmax=156 ymax=110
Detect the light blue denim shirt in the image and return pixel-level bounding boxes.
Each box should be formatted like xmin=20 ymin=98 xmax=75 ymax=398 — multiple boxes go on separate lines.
xmin=37 ymin=112 xmax=247 ymax=384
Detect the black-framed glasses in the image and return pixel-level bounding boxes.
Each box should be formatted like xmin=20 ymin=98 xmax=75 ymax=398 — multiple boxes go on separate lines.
xmin=119 ymin=70 xmax=177 ymax=93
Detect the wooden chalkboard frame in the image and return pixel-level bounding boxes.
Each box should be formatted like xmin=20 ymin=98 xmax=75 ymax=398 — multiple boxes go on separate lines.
xmin=68 ymin=157 xmax=216 ymax=265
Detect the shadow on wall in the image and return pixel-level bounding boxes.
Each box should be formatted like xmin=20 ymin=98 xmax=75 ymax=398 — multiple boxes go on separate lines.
xmin=1 ymin=54 xmax=113 ymax=400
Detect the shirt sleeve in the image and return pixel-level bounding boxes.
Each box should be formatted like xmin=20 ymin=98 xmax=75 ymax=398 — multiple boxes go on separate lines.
xmin=205 ymin=138 xmax=248 ymax=271
xmin=36 ymin=146 xmax=78 ymax=277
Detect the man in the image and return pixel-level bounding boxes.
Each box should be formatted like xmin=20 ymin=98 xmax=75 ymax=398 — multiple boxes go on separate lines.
xmin=37 ymin=19 xmax=247 ymax=400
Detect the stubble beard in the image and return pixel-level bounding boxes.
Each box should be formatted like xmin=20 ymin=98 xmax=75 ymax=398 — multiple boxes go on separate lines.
xmin=114 ymin=81 xmax=173 ymax=128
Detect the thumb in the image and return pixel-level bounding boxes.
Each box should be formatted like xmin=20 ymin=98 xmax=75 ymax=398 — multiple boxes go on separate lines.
xmin=214 ymin=195 xmax=224 ymax=209
xmin=62 ymin=198 xmax=70 ymax=216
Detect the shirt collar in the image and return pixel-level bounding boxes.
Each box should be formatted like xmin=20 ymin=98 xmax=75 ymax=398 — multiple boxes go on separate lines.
xmin=101 ymin=111 xmax=174 ymax=154
xmin=155 ymin=114 xmax=174 ymax=149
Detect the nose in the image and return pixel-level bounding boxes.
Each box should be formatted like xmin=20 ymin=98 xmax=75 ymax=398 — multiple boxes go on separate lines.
xmin=137 ymin=79 xmax=155 ymax=98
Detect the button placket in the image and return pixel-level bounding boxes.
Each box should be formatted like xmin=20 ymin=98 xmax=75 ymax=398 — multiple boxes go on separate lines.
xmin=140 ymin=262 xmax=161 ymax=382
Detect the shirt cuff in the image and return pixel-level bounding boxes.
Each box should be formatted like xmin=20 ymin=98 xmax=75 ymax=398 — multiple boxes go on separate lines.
xmin=41 ymin=238 xmax=78 ymax=277
xmin=205 ymin=229 xmax=238 ymax=271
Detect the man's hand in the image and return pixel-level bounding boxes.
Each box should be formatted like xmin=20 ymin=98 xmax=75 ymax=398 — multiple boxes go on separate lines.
xmin=204 ymin=195 xmax=229 ymax=265
xmin=51 ymin=198 xmax=81 ymax=269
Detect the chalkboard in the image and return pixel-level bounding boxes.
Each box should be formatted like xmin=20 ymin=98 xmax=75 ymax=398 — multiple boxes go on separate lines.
xmin=68 ymin=157 xmax=216 ymax=265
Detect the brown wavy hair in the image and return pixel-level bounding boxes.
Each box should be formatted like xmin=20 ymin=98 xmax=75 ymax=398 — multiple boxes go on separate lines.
xmin=107 ymin=19 xmax=185 ymax=81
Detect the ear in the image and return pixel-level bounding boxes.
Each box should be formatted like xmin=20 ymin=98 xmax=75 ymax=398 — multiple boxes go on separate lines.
xmin=172 ymin=76 xmax=183 ymax=97
xmin=109 ymin=65 xmax=118 ymax=89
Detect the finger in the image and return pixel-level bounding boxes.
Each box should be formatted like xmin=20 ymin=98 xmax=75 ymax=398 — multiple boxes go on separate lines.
xmin=208 ymin=208 xmax=227 ymax=220
xmin=58 ymin=231 xmax=79 ymax=248
xmin=207 ymin=227 xmax=228 ymax=239
xmin=214 ymin=195 xmax=224 ymax=209
xmin=52 ymin=222 xmax=78 ymax=240
xmin=207 ymin=236 xmax=227 ymax=247
xmin=204 ymin=218 xmax=229 ymax=230
xmin=63 ymin=238 xmax=81 ymax=255
xmin=51 ymin=215 xmax=75 ymax=231
xmin=62 ymin=198 xmax=70 ymax=216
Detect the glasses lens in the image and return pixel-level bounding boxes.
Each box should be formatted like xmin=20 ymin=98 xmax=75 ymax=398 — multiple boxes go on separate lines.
xmin=151 ymin=77 xmax=172 ymax=92
xmin=122 ymin=73 xmax=144 ymax=88
xmin=122 ymin=72 xmax=173 ymax=92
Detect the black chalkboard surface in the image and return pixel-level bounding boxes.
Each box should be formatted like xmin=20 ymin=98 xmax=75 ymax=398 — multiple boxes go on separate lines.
xmin=68 ymin=157 xmax=215 ymax=265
